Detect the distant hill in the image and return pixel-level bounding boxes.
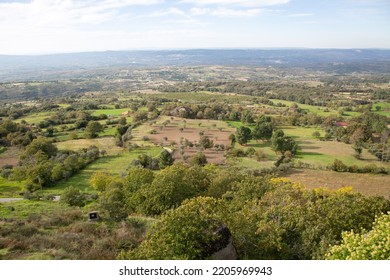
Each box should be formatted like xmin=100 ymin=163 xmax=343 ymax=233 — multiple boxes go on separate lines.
xmin=1 ymin=49 xmax=390 ymax=81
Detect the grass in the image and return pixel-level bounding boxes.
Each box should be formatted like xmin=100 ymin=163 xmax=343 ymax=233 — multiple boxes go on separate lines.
xmin=284 ymin=169 xmax=390 ymax=198
xmin=372 ymin=102 xmax=390 ymax=117
xmin=52 ymin=147 xmax=163 ymax=192
xmin=273 ymin=126 xmax=389 ymax=168
xmin=55 ymin=137 xmax=123 ymax=155
xmin=15 ymin=112 xmax=55 ymax=124
xmin=0 ymin=177 xmax=24 ymax=198
xmin=0 ymin=199 xmax=70 ymax=219
xmin=145 ymin=91 xmax=253 ymax=103
xmin=91 ymin=108 xmax=131 ymax=116
xmin=270 ymin=99 xmax=338 ymax=116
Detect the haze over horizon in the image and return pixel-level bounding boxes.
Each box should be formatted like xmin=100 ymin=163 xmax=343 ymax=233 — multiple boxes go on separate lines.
xmin=1 ymin=0 xmax=390 ymax=55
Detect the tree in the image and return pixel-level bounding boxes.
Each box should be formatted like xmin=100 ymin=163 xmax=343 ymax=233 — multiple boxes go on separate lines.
xmin=159 ymin=149 xmax=174 ymax=169
xmin=190 ymin=152 xmax=208 ymax=166
xmin=99 ymin=182 xmax=128 ymax=221
xmin=327 ymin=212 xmax=390 ymax=260
xmin=84 ymin=121 xmax=103 ymax=139
xmin=119 ymin=197 xmax=226 ymax=260
xmin=132 ymin=164 xmax=210 ymax=216
xmin=236 ymin=126 xmax=251 ymax=145
xmin=90 ymin=172 xmax=113 ymax=192
xmin=22 ymin=137 xmax=58 ymax=159
xmin=61 ymin=186 xmax=85 ymax=207
xmin=252 ymin=122 xmax=273 ymax=142
xmin=199 ymin=135 xmax=213 ymax=149
xmin=271 ymin=130 xmax=298 ymax=156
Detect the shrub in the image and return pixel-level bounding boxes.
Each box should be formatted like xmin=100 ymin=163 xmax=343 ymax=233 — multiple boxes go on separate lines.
xmin=61 ymin=186 xmax=86 ymax=207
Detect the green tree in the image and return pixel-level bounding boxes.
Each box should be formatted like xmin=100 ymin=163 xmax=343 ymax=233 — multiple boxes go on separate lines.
xmin=119 ymin=197 xmax=226 ymax=260
xmin=61 ymin=186 xmax=85 ymax=207
xmin=99 ymin=182 xmax=128 ymax=221
xmin=327 ymin=212 xmax=390 ymax=260
xmin=236 ymin=126 xmax=251 ymax=145
xmin=199 ymin=135 xmax=214 ymax=149
xmin=134 ymin=164 xmax=210 ymax=215
xmin=252 ymin=122 xmax=273 ymax=142
xmin=271 ymin=130 xmax=298 ymax=156
xmin=190 ymin=152 xmax=208 ymax=166
xmin=22 ymin=137 xmax=58 ymax=159
xmin=159 ymin=149 xmax=174 ymax=169
xmin=84 ymin=121 xmax=103 ymax=139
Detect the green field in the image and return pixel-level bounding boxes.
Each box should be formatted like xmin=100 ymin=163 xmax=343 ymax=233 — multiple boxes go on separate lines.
xmin=270 ymin=99 xmax=338 ymax=116
xmin=91 ymin=108 xmax=131 ymax=116
xmin=146 ymin=91 xmax=253 ymax=103
xmin=373 ymin=102 xmax=390 ymax=117
xmin=15 ymin=111 xmax=55 ymax=124
xmin=51 ymin=147 xmax=163 ymax=193
xmin=0 ymin=177 xmax=24 ymax=198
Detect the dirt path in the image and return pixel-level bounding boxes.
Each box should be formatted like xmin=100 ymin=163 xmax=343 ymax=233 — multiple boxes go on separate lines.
xmin=0 ymin=198 xmax=23 ymax=203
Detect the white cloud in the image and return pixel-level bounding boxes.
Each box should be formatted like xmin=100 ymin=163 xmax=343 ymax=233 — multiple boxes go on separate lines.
xmin=287 ymin=13 xmax=313 ymax=17
xmin=190 ymin=7 xmax=211 ymax=16
xmin=180 ymin=0 xmax=289 ymax=7
xmin=211 ymin=8 xmax=263 ymax=17
xmin=0 ymin=0 xmax=163 ymax=28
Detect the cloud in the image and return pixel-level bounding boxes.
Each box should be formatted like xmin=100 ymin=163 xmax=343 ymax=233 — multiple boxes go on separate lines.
xmin=190 ymin=7 xmax=211 ymax=16
xmin=287 ymin=13 xmax=313 ymax=17
xmin=180 ymin=0 xmax=290 ymax=7
xmin=0 ymin=0 xmax=163 ymax=28
xmin=211 ymin=8 xmax=263 ymax=17
xmin=190 ymin=7 xmax=263 ymax=17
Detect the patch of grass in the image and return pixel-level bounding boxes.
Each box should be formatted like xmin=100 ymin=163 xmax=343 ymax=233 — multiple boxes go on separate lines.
xmin=55 ymin=137 xmax=123 ymax=156
xmin=0 ymin=177 xmax=24 ymax=198
xmin=15 ymin=112 xmax=56 ymax=124
xmin=270 ymin=99 xmax=338 ymax=116
xmin=284 ymin=169 xmax=390 ymax=198
xmin=0 ymin=200 xmax=70 ymax=219
xmin=52 ymin=147 xmax=163 ymax=192
xmin=91 ymin=108 xmax=131 ymax=116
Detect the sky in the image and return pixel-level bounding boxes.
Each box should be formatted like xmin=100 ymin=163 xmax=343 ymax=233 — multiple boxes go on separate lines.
xmin=0 ymin=0 xmax=390 ymax=54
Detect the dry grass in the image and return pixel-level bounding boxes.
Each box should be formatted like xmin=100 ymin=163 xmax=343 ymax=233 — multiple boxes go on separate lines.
xmin=0 ymin=147 xmax=19 ymax=168
xmin=55 ymin=137 xmax=123 ymax=156
xmin=283 ymin=169 xmax=390 ymax=199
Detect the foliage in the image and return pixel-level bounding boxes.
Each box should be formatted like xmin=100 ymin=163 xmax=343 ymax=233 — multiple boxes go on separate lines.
xmin=327 ymin=212 xmax=390 ymax=260
xmin=84 ymin=121 xmax=104 ymax=139
xmin=271 ymin=130 xmax=298 ymax=156
xmin=236 ymin=126 xmax=252 ymax=145
xmin=119 ymin=197 xmax=226 ymax=260
xmin=158 ymin=149 xmax=174 ymax=169
xmin=189 ymin=152 xmax=208 ymax=166
xmin=61 ymin=186 xmax=86 ymax=207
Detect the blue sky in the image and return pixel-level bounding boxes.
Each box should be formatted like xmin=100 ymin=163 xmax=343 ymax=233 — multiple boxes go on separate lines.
xmin=0 ymin=0 xmax=389 ymax=54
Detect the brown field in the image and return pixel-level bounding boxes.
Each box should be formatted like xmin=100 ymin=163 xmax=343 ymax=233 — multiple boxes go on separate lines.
xmin=133 ymin=117 xmax=235 ymax=164
xmin=283 ymin=168 xmax=390 ymax=199
xmin=0 ymin=147 xmax=19 ymax=168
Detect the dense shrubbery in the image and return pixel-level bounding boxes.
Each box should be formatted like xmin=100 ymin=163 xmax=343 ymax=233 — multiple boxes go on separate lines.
xmin=3 ymin=137 xmax=100 ymax=191
xmin=82 ymin=162 xmax=390 ymax=260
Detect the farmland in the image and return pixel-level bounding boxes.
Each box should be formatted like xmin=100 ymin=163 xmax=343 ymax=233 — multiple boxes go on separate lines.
xmin=1 ymin=56 xmax=390 ymax=261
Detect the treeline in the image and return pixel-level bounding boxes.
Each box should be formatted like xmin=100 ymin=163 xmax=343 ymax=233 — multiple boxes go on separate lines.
xmin=85 ymin=163 xmax=390 ymax=260
xmin=2 ymin=137 xmax=100 ymax=191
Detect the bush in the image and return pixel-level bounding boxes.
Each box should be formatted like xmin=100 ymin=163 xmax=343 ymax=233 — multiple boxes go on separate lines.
xmin=61 ymin=186 xmax=86 ymax=207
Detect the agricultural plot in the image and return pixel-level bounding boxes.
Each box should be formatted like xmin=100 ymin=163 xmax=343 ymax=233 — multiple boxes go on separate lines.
xmin=270 ymin=99 xmax=338 ymax=116
xmin=15 ymin=111 xmax=56 ymax=124
xmin=53 ymin=147 xmax=162 ymax=193
xmin=284 ymin=169 xmax=390 ymax=198
xmin=278 ymin=126 xmax=389 ymax=168
xmin=132 ymin=116 xmax=235 ymax=164
xmin=55 ymin=137 xmax=123 ymax=156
